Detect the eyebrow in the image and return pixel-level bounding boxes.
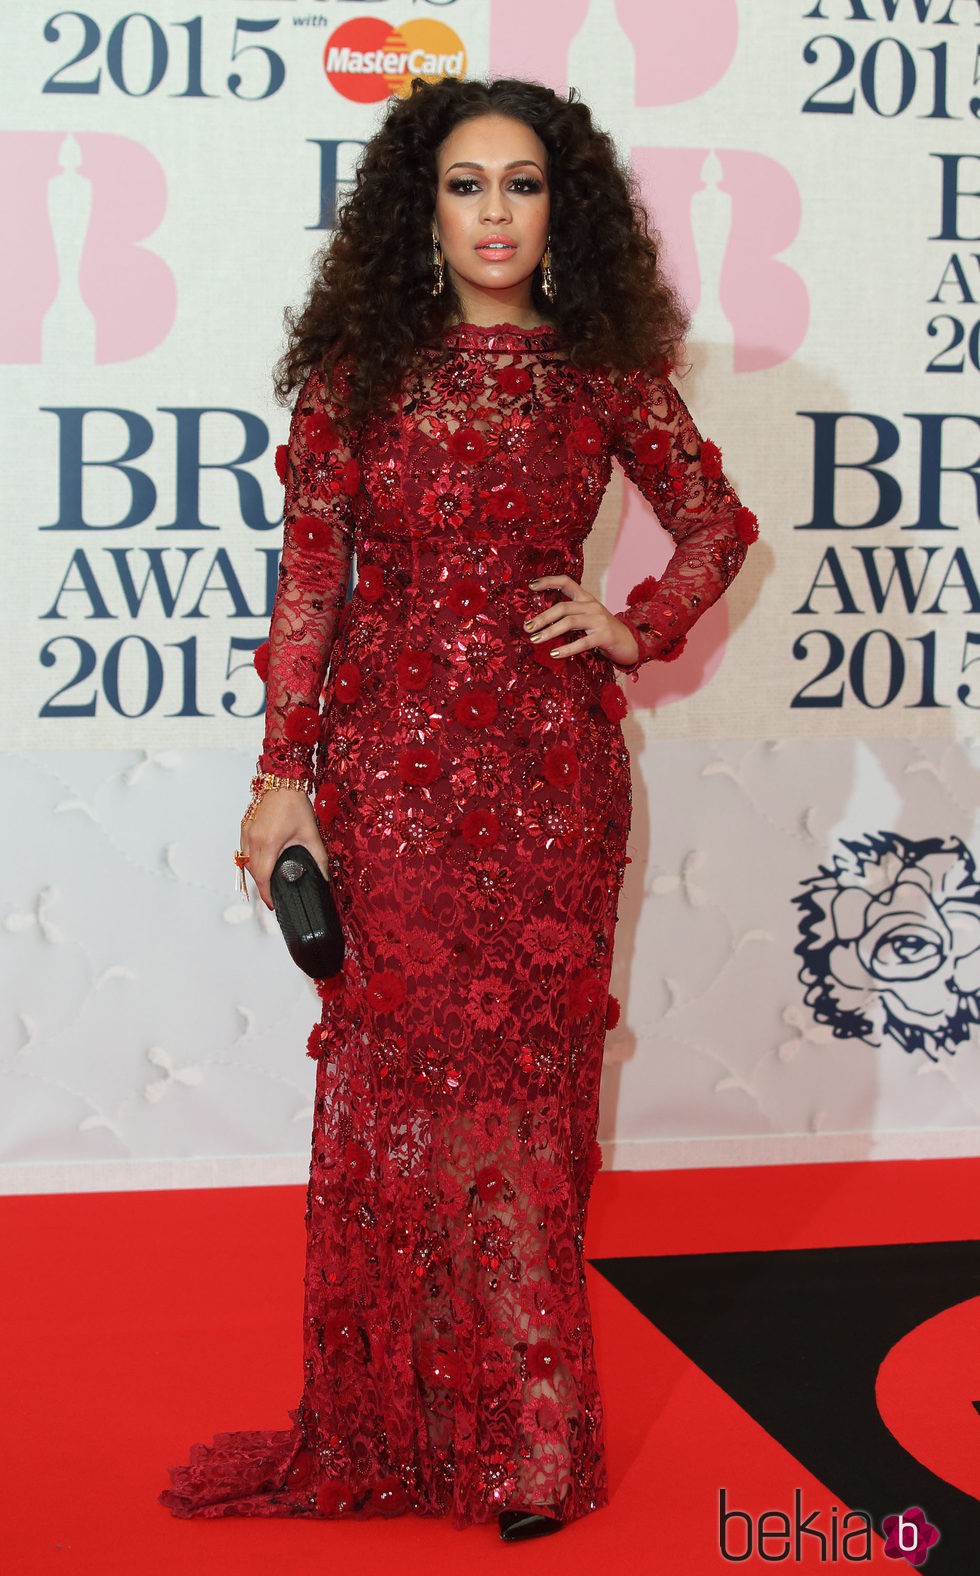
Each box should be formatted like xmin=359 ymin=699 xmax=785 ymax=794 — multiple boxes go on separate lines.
xmin=445 ymin=160 xmax=545 ymax=175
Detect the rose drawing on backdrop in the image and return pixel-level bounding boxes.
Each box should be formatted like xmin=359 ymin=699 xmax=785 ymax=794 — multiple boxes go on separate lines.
xmin=794 ymin=833 xmax=980 ymax=1061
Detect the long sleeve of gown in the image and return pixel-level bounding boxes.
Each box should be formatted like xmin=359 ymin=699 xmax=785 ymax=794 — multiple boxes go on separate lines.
xmin=606 ymin=368 xmax=758 ymax=676
xmin=256 ymin=366 xmax=358 ymax=779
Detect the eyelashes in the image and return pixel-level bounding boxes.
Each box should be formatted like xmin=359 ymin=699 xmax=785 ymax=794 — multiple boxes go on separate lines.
xmin=446 ymin=175 xmax=545 ymax=196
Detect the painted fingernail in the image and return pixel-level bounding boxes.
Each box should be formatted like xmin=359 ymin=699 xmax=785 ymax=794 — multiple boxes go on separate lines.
xmin=530 ymin=632 xmax=543 ymax=642
xmin=550 ymin=649 xmax=562 ymax=658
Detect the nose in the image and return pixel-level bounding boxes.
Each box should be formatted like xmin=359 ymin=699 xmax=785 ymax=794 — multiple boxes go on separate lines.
xmin=479 ymin=181 xmax=512 ymax=225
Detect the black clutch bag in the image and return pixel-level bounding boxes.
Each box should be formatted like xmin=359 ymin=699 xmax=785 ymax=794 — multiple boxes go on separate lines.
xmin=270 ymin=844 xmax=344 ymax=980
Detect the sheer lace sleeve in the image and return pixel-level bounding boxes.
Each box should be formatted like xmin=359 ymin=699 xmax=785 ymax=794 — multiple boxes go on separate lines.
xmin=606 ymin=368 xmax=758 ymax=678
xmin=256 ymin=366 xmax=358 ymax=779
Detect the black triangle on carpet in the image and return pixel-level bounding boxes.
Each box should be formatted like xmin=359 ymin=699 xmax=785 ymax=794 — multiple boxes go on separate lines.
xmin=591 ymin=1240 xmax=980 ymax=1574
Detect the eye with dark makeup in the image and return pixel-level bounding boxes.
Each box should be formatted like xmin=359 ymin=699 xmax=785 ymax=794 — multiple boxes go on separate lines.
xmin=444 ymin=174 xmax=545 ymax=196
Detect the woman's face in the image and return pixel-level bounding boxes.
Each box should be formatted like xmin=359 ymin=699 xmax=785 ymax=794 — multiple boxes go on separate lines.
xmin=433 ymin=112 xmax=550 ymax=324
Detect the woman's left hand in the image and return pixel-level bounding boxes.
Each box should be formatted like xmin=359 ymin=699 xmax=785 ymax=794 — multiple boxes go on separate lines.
xmin=524 ymin=575 xmax=640 ymax=667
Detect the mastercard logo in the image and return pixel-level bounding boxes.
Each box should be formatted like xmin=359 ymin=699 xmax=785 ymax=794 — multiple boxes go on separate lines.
xmin=324 ymin=17 xmax=467 ymax=104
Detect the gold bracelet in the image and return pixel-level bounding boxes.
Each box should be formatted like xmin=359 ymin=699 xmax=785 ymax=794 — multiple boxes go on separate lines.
xmin=243 ymin=771 xmax=314 ymax=823
xmin=250 ymin=772 xmax=315 ymax=795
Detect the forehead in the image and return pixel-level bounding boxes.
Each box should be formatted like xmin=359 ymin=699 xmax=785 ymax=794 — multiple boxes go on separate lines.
xmin=437 ymin=113 xmax=547 ymax=170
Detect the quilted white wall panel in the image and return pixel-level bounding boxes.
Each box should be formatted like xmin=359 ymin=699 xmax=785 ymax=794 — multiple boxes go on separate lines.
xmin=4 ymin=740 xmax=979 ymax=1192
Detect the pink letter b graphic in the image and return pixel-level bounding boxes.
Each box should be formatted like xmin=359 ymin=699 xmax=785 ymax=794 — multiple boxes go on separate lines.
xmin=0 ymin=131 xmax=176 ymax=364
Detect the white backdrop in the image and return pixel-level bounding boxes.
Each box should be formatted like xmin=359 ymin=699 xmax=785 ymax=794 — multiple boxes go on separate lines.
xmin=3 ymin=0 xmax=980 ymax=1192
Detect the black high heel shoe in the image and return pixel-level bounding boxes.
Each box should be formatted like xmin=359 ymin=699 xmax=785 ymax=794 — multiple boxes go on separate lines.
xmin=498 ymin=1508 xmax=564 ymax=1542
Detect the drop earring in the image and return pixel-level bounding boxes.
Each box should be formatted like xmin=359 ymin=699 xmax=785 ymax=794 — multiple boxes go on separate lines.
xmin=540 ymin=240 xmax=554 ymax=302
xmin=431 ymin=233 xmax=445 ymax=296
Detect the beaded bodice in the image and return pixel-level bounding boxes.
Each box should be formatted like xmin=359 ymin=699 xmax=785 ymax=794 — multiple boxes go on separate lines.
xmin=258 ymin=322 xmax=755 ymax=779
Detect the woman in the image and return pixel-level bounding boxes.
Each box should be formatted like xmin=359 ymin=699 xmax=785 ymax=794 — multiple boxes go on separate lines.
xmin=160 ymin=75 xmax=757 ymax=1542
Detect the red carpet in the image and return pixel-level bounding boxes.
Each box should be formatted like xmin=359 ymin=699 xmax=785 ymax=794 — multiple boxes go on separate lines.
xmin=2 ymin=1158 xmax=977 ymax=1574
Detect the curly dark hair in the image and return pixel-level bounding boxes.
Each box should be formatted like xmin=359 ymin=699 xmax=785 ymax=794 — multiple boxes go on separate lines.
xmin=274 ymin=75 xmax=689 ymax=422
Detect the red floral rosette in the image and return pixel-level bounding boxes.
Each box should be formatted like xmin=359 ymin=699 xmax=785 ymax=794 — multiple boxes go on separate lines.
xmin=474 ymin=1164 xmax=505 ymax=1200
xmin=305 ymin=413 xmax=338 ymax=455
xmin=599 ymin=680 xmax=628 ymax=721
xmin=397 ymin=746 xmax=441 ymax=786
xmin=542 ymin=743 xmax=579 ymax=788
xmin=396 ymin=649 xmax=433 ymax=690
xmin=358 ymin=563 xmax=384 ymax=601
xmin=333 ymin=661 xmax=362 ymax=703
xmin=284 ymin=704 xmax=319 ymax=743
xmin=315 ymin=780 xmax=340 ymax=824
xmin=445 ymin=577 xmax=488 ymax=617
xmin=633 ymin=427 xmax=670 ymax=468
xmin=570 ymin=415 xmax=603 ymax=456
xmin=452 ymin=688 xmax=499 ymax=730
xmin=570 ymin=968 xmax=603 ymax=1016
xmin=461 ymin=807 xmax=500 ymax=851
xmin=447 ymin=425 xmax=489 ymax=464
xmin=342 ymin=1140 xmax=371 ymax=1180
xmin=495 ymin=362 xmax=533 ymax=396
xmin=524 ymin=1341 xmax=562 ymax=1380
xmin=735 ymin=506 xmax=759 ymax=543
xmin=485 ymin=485 xmax=528 ymax=523
xmin=700 ymin=439 xmax=723 ymax=480
xmin=315 ymin=1480 xmax=355 ymax=1515
xmin=321 ymin=1308 xmax=359 ymax=1350
xmin=365 ymin=970 xmax=405 ymax=1011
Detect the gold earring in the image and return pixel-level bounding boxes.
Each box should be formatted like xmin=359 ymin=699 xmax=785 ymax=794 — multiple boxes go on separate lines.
xmin=431 ymin=234 xmax=444 ymax=296
xmin=540 ymin=241 xmax=554 ymax=302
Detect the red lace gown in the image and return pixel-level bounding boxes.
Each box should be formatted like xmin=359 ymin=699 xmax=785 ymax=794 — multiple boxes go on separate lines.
xmin=159 ymin=321 xmax=754 ymax=1530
